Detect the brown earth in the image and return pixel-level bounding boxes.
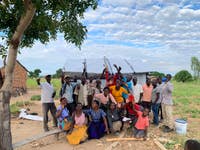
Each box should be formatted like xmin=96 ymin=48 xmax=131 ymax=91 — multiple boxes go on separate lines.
xmin=11 ymin=89 xmax=200 ymax=150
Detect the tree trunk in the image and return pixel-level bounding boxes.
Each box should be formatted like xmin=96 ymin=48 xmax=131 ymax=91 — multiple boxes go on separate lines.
xmin=0 ymin=1 xmax=36 ymax=149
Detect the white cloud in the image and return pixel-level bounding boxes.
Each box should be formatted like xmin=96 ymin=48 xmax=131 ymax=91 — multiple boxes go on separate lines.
xmin=14 ymin=0 xmax=200 ymax=74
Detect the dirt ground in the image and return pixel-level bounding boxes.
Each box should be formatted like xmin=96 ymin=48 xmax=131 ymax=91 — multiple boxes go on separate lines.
xmin=11 ymin=89 xmax=199 ymax=150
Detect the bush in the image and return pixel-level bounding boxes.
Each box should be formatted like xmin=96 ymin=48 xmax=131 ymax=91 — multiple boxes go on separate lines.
xmin=149 ymin=71 xmax=165 ymax=77
xmin=174 ymin=70 xmax=192 ymax=82
xmin=31 ymin=95 xmax=41 ymax=101
xmin=10 ymin=104 xmax=20 ymax=115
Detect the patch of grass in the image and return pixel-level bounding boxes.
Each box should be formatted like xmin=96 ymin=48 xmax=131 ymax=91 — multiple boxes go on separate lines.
xmin=10 ymin=104 xmax=20 ymax=115
xmin=30 ymin=95 xmax=41 ymax=101
xmin=164 ymin=141 xmax=177 ymax=150
xmin=15 ymin=101 xmax=32 ymax=107
xmin=10 ymin=101 xmax=33 ymax=115
xmin=26 ymin=78 xmax=39 ymax=89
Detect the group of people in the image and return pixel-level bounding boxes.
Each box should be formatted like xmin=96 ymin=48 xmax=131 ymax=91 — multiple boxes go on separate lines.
xmin=37 ymin=65 xmax=175 ymax=145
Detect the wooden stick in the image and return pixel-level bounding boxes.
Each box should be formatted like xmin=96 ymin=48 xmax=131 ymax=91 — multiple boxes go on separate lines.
xmin=13 ymin=129 xmax=63 ymax=149
xmin=153 ymin=139 xmax=167 ymax=150
xmin=106 ymin=137 xmax=144 ymax=142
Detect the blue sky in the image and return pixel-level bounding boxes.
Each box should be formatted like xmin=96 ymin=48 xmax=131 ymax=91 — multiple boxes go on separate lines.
xmin=1 ymin=0 xmax=200 ymax=75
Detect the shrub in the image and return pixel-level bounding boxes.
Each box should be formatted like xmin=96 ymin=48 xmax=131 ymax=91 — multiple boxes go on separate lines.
xmin=174 ymin=70 xmax=192 ymax=82
xmin=31 ymin=95 xmax=41 ymax=101
xmin=10 ymin=104 xmax=20 ymax=115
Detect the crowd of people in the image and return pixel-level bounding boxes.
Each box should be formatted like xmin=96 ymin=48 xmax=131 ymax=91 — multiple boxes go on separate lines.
xmin=37 ymin=65 xmax=175 ymax=145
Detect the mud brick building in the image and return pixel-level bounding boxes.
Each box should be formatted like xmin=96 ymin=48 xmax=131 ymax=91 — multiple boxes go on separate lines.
xmin=0 ymin=60 xmax=28 ymax=96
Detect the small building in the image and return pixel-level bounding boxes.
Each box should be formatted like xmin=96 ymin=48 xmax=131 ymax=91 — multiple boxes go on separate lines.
xmin=0 ymin=60 xmax=28 ymax=96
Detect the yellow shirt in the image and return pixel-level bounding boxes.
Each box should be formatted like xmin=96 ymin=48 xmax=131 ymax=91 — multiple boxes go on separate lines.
xmin=109 ymin=86 xmax=128 ymax=103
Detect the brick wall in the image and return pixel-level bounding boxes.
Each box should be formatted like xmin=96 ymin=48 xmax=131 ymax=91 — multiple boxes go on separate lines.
xmin=0 ymin=61 xmax=27 ymax=95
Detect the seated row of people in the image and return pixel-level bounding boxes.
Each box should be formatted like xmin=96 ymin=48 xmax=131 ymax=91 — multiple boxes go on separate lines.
xmin=56 ymin=92 xmax=150 ymax=145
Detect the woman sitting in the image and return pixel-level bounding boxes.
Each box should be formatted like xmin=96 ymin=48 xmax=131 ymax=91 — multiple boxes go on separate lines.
xmin=56 ymin=97 xmax=71 ymax=131
xmin=66 ymin=103 xmax=88 ymax=145
xmin=84 ymin=100 xmax=109 ymax=139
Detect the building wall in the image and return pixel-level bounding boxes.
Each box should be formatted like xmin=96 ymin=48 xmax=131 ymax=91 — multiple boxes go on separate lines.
xmin=0 ymin=62 xmax=27 ymax=95
xmin=134 ymin=73 xmax=147 ymax=85
xmin=12 ymin=62 xmax=27 ymax=90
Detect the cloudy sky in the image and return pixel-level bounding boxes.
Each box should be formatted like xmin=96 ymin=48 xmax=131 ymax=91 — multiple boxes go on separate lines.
xmin=4 ymin=0 xmax=200 ymax=75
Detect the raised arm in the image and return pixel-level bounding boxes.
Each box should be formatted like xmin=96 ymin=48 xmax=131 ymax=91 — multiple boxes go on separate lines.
xmin=103 ymin=116 xmax=109 ymax=134
xmin=36 ymin=78 xmax=41 ymax=86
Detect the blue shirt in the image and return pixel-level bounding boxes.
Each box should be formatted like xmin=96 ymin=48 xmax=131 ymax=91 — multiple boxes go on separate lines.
xmin=84 ymin=109 xmax=106 ymax=122
xmin=57 ymin=105 xmax=69 ymax=121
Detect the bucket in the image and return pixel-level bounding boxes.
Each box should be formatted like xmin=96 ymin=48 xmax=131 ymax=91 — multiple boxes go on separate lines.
xmin=175 ymin=119 xmax=187 ymax=134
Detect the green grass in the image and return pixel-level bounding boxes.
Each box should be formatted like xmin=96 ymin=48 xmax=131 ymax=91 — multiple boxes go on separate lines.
xmin=10 ymin=101 xmax=33 ymax=115
xmin=172 ymin=80 xmax=200 ymax=118
xmin=30 ymin=95 xmax=41 ymax=101
xmin=10 ymin=104 xmax=20 ymax=115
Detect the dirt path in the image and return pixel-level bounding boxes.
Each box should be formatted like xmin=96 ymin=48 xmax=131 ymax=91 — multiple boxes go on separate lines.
xmin=11 ymin=89 xmax=200 ymax=150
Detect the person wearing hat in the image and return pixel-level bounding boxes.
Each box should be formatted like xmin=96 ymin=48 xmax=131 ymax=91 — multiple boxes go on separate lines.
xmin=160 ymin=74 xmax=174 ymax=132
xmin=37 ymin=75 xmax=57 ymax=132
xmin=60 ymin=75 xmax=76 ymax=115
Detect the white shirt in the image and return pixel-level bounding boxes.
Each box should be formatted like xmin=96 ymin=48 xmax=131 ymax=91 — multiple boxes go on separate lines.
xmin=63 ymin=84 xmax=73 ymax=103
xmin=132 ymin=83 xmax=143 ymax=103
xmin=40 ymin=82 xmax=54 ymax=103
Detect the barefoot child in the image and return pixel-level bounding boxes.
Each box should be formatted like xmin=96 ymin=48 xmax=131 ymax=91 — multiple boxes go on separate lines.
xmin=132 ymin=101 xmax=150 ymax=138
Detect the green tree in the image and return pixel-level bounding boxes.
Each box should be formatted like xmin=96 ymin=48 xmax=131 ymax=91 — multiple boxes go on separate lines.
xmin=29 ymin=69 xmax=42 ymax=78
xmin=174 ymin=70 xmax=192 ymax=82
xmin=0 ymin=1 xmax=98 ymax=149
xmin=149 ymin=71 xmax=165 ymax=78
xmin=191 ymin=56 xmax=200 ymax=79
xmin=53 ymin=68 xmax=63 ymax=78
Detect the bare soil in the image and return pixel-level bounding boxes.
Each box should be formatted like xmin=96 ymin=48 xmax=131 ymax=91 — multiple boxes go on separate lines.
xmin=11 ymin=89 xmax=199 ymax=150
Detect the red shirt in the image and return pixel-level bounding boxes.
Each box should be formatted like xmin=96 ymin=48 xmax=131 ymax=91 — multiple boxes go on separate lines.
xmin=135 ymin=111 xmax=149 ymax=130
xmin=125 ymin=103 xmax=140 ymax=117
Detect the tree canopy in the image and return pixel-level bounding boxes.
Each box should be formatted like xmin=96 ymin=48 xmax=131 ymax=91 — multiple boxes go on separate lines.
xmin=29 ymin=69 xmax=42 ymax=78
xmin=0 ymin=0 xmax=98 ymax=48
xmin=174 ymin=70 xmax=192 ymax=82
xmin=191 ymin=56 xmax=200 ymax=79
xmin=0 ymin=1 xmax=98 ymax=149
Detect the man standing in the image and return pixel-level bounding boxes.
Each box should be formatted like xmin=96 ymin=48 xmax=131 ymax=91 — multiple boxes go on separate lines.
xmin=157 ymin=77 xmax=164 ymax=121
xmin=151 ymin=79 xmax=160 ymax=125
xmin=37 ymin=75 xmax=57 ymax=132
xmin=60 ymin=75 xmax=76 ymax=114
xmin=141 ymin=79 xmax=153 ymax=110
xmin=132 ymin=77 xmax=143 ymax=104
xmin=74 ymin=77 xmax=88 ymax=108
xmin=161 ymin=74 xmax=174 ymax=132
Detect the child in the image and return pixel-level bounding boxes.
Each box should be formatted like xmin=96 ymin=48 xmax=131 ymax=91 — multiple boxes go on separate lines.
xmin=132 ymin=100 xmax=149 ymax=138
xmin=124 ymin=94 xmax=142 ymax=126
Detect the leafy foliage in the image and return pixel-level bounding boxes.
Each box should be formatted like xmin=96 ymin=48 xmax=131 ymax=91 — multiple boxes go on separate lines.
xmin=0 ymin=0 xmax=98 ymax=48
xmin=191 ymin=56 xmax=200 ymax=79
xmin=53 ymin=68 xmax=63 ymax=78
xmin=30 ymin=95 xmax=41 ymax=101
xmin=174 ymin=70 xmax=192 ymax=82
xmin=149 ymin=71 xmax=165 ymax=77
xmin=29 ymin=69 xmax=41 ymax=78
